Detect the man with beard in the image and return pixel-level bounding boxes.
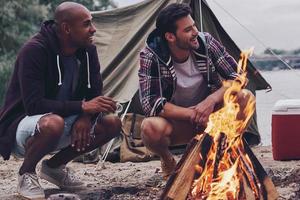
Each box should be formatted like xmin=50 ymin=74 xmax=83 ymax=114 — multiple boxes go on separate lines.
xmin=138 ymin=3 xmax=248 ymax=179
xmin=0 ymin=2 xmax=121 ymax=199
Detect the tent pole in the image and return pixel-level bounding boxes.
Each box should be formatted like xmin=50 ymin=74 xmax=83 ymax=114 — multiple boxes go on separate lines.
xmin=199 ymin=0 xmax=203 ymax=32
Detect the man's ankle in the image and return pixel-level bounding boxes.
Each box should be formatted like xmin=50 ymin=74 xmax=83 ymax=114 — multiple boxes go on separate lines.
xmin=161 ymin=151 xmax=174 ymax=162
xmin=19 ymin=170 xmax=25 ymax=176
xmin=19 ymin=166 xmax=35 ymax=176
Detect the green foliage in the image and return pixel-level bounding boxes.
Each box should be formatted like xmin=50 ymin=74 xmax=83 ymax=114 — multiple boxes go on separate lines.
xmin=0 ymin=0 xmax=48 ymax=54
xmin=292 ymin=49 xmax=300 ymax=55
xmin=0 ymin=52 xmax=14 ymax=105
xmin=263 ymin=48 xmax=300 ymax=56
xmin=0 ymin=0 xmax=48 ymax=105
xmin=263 ymin=48 xmax=287 ymax=55
xmin=251 ymin=60 xmax=286 ymax=71
xmin=40 ymin=0 xmax=117 ymax=15
xmin=257 ymin=48 xmax=300 ymax=71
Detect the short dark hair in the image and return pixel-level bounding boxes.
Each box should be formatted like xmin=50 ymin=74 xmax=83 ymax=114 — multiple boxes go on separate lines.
xmin=156 ymin=3 xmax=192 ymax=37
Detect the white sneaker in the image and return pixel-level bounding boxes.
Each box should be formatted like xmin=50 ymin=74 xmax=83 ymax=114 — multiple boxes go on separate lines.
xmin=39 ymin=159 xmax=85 ymax=190
xmin=17 ymin=172 xmax=45 ymax=199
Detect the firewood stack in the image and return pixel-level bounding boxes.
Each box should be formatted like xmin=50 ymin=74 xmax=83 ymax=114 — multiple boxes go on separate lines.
xmin=161 ymin=133 xmax=278 ymax=200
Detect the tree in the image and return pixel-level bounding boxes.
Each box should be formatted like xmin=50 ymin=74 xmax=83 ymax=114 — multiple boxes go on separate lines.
xmin=292 ymin=49 xmax=300 ymax=55
xmin=0 ymin=0 xmax=48 ymax=54
xmin=263 ymin=48 xmax=287 ymax=55
xmin=40 ymin=0 xmax=117 ymax=15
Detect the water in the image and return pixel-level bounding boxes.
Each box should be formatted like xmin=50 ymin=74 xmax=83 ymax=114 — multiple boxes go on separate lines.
xmin=256 ymin=69 xmax=300 ymax=145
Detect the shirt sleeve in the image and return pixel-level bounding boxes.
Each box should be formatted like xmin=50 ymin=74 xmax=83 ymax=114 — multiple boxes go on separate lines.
xmin=205 ymin=32 xmax=239 ymax=80
xmin=138 ymin=49 xmax=166 ymax=117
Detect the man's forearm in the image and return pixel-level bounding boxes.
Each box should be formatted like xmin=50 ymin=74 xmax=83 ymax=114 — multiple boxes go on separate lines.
xmin=207 ymin=80 xmax=234 ymax=106
xmin=156 ymin=83 xmax=232 ymax=121
xmin=207 ymin=86 xmax=226 ymax=105
xmin=158 ymin=102 xmax=193 ymax=121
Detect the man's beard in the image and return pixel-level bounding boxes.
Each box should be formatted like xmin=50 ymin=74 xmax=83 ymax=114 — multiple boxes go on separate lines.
xmin=176 ymin=37 xmax=199 ymax=50
xmin=70 ymin=36 xmax=90 ymax=49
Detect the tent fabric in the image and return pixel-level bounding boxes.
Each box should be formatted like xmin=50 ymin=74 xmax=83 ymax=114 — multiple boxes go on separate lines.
xmin=92 ymin=0 xmax=172 ymax=102
xmin=190 ymin=0 xmax=271 ymax=91
xmin=91 ymin=0 xmax=271 ymax=139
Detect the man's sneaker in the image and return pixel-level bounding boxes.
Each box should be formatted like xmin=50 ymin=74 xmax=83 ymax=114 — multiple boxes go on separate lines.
xmin=39 ymin=159 xmax=85 ymax=190
xmin=161 ymin=156 xmax=177 ymax=180
xmin=17 ymin=172 xmax=45 ymax=199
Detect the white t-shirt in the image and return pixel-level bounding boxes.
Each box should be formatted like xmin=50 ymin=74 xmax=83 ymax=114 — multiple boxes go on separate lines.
xmin=172 ymin=56 xmax=209 ymax=107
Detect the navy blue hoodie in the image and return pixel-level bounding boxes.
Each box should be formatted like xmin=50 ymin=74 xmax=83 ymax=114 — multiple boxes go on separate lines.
xmin=0 ymin=20 xmax=103 ymax=160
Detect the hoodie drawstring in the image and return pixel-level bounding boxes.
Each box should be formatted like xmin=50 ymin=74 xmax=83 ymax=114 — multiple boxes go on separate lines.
xmin=86 ymin=52 xmax=91 ymax=88
xmin=56 ymin=52 xmax=91 ymax=88
xmin=56 ymin=55 xmax=62 ymax=86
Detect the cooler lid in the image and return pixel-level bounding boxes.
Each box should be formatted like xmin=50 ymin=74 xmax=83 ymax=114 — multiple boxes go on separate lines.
xmin=273 ymin=99 xmax=300 ymax=113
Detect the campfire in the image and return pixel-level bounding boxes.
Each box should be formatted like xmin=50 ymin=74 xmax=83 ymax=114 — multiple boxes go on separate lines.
xmin=161 ymin=49 xmax=279 ymax=200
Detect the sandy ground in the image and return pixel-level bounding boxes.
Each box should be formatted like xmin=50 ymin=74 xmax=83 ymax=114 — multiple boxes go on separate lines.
xmin=1 ymin=70 xmax=300 ymax=199
xmin=1 ymin=146 xmax=300 ymax=200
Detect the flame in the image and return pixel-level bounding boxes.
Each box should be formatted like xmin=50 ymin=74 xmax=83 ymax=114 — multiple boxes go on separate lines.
xmin=190 ymin=48 xmax=259 ymax=199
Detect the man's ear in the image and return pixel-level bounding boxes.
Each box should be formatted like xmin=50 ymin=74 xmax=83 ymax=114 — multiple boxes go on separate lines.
xmin=61 ymin=22 xmax=71 ymax=35
xmin=165 ymin=32 xmax=176 ymax=43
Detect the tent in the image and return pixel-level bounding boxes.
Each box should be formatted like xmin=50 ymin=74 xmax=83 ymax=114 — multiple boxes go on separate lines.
xmin=91 ymin=0 xmax=271 ymax=144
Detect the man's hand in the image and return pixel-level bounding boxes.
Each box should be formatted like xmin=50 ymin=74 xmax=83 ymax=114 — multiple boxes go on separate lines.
xmin=82 ymin=96 xmax=116 ymax=114
xmin=71 ymin=116 xmax=92 ymax=152
xmin=190 ymin=96 xmax=216 ymax=127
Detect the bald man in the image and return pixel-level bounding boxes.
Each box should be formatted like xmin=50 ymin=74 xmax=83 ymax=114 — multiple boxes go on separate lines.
xmin=0 ymin=2 xmax=121 ymax=199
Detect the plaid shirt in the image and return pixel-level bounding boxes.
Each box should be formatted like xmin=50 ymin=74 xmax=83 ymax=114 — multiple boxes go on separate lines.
xmin=138 ymin=31 xmax=238 ymax=117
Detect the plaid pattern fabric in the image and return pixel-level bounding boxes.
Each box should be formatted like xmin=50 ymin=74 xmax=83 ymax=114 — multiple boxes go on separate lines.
xmin=138 ymin=32 xmax=238 ymax=117
xmin=138 ymin=48 xmax=173 ymax=116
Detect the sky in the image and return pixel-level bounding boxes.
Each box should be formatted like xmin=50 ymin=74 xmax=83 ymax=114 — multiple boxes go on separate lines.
xmin=114 ymin=0 xmax=300 ymax=54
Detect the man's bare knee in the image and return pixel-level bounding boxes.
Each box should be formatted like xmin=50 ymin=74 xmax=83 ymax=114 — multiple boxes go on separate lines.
xmin=236 ymin=89 xmax=255 ymax=107
xmin=98 ymin=115 xmax=121 ymax=138
xmin=235 ymin=89 xmax=256 ymax=121
xmin=37 ymin=114 xmax=64 ymax=137
xmin=141 ymin=117 xmax=172 ymax=143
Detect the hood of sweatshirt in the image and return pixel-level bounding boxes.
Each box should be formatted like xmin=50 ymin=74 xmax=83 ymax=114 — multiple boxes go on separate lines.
xmin=146 ymin=28 xmax=172 ymax=66
xmin=40 ymin=20 xmax=61 ymax=54
xmin=38 ymin=20 xmax=92 ymax=88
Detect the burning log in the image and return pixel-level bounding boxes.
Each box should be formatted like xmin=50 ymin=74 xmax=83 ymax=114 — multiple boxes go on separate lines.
xmin=243 ymin=141 xmax=279 ymax=200
xmin=161 ymin=136 xmax=278 ymax=200
xmin=212 ymin=132 xmax=227 ymax=179
xmin=161 ymin=49 xmax=279 ymax=200
xmin=161 ymin=133 xmax=213 ymax=200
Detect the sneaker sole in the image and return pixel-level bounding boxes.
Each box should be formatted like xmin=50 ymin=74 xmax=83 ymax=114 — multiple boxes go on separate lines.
xmin=39 ymin=172 xmax=85 ymax=190
xmin=17 ymin=192 xmax=45 ymax=200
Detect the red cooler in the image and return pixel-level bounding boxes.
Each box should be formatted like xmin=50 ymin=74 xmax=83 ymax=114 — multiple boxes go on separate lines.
xmin=272 ymin=99 xmax=300 ymax=160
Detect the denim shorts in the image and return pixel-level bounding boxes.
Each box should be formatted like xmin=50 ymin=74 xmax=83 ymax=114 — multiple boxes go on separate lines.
xmin=13 ymin=114 xmax=78 ymax=157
